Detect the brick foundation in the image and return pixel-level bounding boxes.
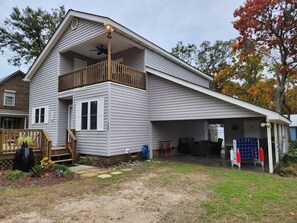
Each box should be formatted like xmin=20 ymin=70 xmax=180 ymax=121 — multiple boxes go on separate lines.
xmin=80 ymin=152 xmax=142 ymax=167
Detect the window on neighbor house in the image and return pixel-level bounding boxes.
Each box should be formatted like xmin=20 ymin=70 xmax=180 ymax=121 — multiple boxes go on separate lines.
xmin=32 ymin=106 xmax=48 ymax=124
xmin=3 ymin=90 xmax=16 ymax=106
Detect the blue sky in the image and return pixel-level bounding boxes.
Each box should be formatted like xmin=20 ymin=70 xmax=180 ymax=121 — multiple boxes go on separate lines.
xmin=0 ymin=0 xmax=245 ymax=77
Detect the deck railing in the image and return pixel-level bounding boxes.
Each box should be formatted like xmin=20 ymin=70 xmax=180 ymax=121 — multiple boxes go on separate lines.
xmin=0 ymin=129 xmax=52 ymax=158
xmin=66 ymin=128 xmax=77 ymax=163
xmin=58 ymin=60 xmax=146 ymax=92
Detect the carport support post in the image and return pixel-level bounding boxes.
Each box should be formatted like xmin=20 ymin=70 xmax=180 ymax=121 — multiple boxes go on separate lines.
xmin=278 ymin=124 xmax=283 ymax=157
xmin=267 ymin=123 xmax=273 ymax=173
xmin=282 ymin=125 xmax=286 ymax=153
xmin=273 ymin=123 xmax=279 ymax=163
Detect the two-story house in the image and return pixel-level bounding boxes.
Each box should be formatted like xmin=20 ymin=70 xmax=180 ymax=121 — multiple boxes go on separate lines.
xmin=24 ymin=10 xmax=290 ymax=173
xmin=0 ymin=70 xmax=29 ymax=129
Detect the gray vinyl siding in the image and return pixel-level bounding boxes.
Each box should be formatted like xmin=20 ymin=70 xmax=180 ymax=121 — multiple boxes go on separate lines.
xmin=109 ymin=83 xmax=149 ymax=155
xmin=145 ymin=49 xmax=210 ymax=87
xmin=60 ymin=51 xmax=97 ymax=75
xmin=29 ymin=18 xmax=106 ymax=145
xmin=57 ymin=99 xmax=71 ymax=146
xmin=112 ymin=47 xmax=145 ymax=72
xmin=151 ymin=120 xmax=208 ymax=150
xmin=73 ymin=82 xmax=109 ymax=156
xmin=148 ymin=75 xmax=263 ymax=121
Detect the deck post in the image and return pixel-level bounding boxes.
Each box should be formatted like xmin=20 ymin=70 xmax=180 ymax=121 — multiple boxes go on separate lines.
xmin=107 ymin=31 xmax=112 ymax=81
xmin=267 ymin=122 xmax=273 ymax=173
xmin=273 ymin=123 xmax=279 ymax=164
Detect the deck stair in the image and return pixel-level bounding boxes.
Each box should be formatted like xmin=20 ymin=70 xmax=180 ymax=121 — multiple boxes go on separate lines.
xmin=51 ymin=146 xmax=73 ymax=164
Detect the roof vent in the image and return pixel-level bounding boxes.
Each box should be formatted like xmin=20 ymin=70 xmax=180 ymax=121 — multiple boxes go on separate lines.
xmin=71 ymin=18 xmax=79 ymax=30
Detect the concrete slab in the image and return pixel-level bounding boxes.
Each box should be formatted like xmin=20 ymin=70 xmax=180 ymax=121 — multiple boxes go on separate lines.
xmin=69 ymin=165 xmax=95 ymax=172
xmin=110 ymin=171 xmax=123 ymax=175
xmin=98 ymin=174 xmax=112 ymax=179
xmin=121 ymin=168 xmax=133 ymax=172
xmin=80 ymin=172 xmax=98 ymax=178
xmin=88 ymin=169 xmax=108 ymax=174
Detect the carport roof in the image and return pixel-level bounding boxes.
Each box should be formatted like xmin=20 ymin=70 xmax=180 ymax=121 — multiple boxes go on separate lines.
xmin=146 ymin=67 xmax=290 ymax=125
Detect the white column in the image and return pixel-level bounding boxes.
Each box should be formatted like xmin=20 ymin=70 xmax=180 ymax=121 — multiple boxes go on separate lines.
xmin=267 ymin=123 xmax=273 ymax=173
xmin=273 ymin=123 xmax=279 ymax=163
xmin=24 ymin=117 xmax=27 ymax=129
xmin=149 ymin=122 xmax=153 ymax=159
xmin=282 ymin=124 xmax=286 ymax=154
xmin=278 ymin=124 xmax=283 ymax=157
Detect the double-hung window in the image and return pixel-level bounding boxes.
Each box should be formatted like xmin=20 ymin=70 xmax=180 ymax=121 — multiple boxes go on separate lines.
xmin=76 ymin=98 xmax=104 ymax=131
xmin=32 ymin=106 xmax=48 ymax=124
xmin=3 ymin=90 xmax=16 ymax=107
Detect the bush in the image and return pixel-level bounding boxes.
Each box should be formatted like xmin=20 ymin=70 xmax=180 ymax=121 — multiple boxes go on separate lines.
xmin=30 ymin=164 xmax=45 ymax=178
xmin=40 ymin=157 xmax=54 ymax=169
xmin=54 ymin=164 xmax=74 ymax=177
xmin=274 ymin=163 xmax=297 ymax=176
xmin=6 ymin=170 xmax=26 ymax=180
xmin=282 ymin=143 xmax=297 ymax=164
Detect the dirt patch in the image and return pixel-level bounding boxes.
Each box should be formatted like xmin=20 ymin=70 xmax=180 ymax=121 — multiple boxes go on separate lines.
xmin=1 ymin=169 xmax=210 ymax=223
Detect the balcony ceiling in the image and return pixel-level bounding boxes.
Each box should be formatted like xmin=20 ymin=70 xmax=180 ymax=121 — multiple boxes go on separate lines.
xmin=69 ymin=32 xmax=142 ymax=60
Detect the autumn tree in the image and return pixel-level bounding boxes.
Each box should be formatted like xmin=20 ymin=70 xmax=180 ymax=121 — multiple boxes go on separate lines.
xmin=171 ymin=41 xmax=197 ymax=66
xmin=0 ymin=5 xmax=66 ymax=66
xmin=233 ymin=0 xmax=297 ymax=113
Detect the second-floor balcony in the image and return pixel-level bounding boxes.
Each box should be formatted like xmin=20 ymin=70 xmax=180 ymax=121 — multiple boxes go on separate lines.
xmin=58 ymin=60 xmax=146 ymax=92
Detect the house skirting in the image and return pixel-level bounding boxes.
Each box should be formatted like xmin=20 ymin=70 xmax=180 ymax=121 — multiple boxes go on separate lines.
xmin=80 ymin=152 xmax=142 ymax=167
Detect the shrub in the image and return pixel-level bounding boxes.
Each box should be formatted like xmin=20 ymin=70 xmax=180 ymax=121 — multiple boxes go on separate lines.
xmin=30 ymin=164 xmax=45 ymax=178
xmin=6 ymin=170 xmax=26 ymax=180
xmin=54 ymin=164 xmax=74 ymax=177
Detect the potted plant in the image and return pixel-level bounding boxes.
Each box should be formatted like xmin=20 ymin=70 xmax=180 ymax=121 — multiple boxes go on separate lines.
xmin=13 ymin=136 xmax=35 ymax=172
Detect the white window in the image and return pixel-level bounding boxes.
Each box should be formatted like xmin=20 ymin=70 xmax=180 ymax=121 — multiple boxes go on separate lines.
xmin=32 ymin=106 xmax=48 ymax=124
xmin=3 ymin=90 xmax=16 ymax=106
xmin=75 ymin=98 xmax=104 ymax=131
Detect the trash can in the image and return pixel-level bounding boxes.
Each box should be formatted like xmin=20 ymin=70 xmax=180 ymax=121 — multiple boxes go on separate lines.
xmin=142 ymin=145 xmax=149 ymax=160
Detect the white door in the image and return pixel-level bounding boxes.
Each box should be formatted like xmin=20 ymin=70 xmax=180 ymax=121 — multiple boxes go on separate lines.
xmin=74 ymin=58 xmax=87 ymax=70
xmin=68 ymin=105 xmax=74 ymax=129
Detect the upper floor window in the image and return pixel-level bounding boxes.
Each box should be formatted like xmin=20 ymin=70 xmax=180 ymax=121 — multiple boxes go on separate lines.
xmin=3 ymin=90 xmax=16 ymax=107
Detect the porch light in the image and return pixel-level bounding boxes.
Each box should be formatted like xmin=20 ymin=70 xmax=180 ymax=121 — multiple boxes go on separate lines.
xmin=106 ymin=24 xmax=114 ymax=32
xmin=260 ymin=122 xmax=271 ymax=128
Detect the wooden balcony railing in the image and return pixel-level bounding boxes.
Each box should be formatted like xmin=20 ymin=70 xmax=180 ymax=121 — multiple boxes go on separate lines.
xmin=58 ymin=60 xmax=146 ymax=92
xmin=0 ymin=129 xmax=52 ymax=158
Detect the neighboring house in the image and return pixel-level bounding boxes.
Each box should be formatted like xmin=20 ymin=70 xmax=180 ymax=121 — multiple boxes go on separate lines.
xmin=24 ymin=10 xmax=290 ymax=173
xmin=0 ymin=70 xmax=29 ymax=129
xmin=288 ymin=114 xmax=297 ymax=141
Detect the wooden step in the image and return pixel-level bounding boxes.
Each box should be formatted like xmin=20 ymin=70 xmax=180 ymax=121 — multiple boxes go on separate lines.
xmin=51 ymin=146 xmax=69 ymax=155
xmin=53 ymin=158 xmax=73 ymax=163
xmin=51 ymin=153 xmax=71 ymax=157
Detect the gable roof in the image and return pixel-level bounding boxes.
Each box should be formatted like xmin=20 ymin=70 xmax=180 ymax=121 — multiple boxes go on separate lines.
xmin=24 ymin=10 xmax=212 ymax=82
xmin=146 ymin=67 xmax=290 ymax=124
xmin=0 ymin=70 xmax=25 ymax=84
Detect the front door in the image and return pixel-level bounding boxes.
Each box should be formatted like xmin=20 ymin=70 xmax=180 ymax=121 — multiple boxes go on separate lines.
xmin=68 ymin=105 xmax=74 ymax=129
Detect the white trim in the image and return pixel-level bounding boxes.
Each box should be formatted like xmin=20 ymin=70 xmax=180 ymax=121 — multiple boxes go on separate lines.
xmin=68 ymin=104 xmax=73 ymax=129
xmin=24 ymin=10 xmax=212 ymax=82
xmin=4 ymin=90 xmax=16 ymax=93
xmin=31 ymin=106 xmax=48 ymax=124
xmin=3 ymin=91 xmax=16 ymax=107
xmin=146 ymin=67 xmax=291 ymax=124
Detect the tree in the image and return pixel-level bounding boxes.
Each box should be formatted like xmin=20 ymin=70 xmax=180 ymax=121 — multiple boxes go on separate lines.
xmin=171 ymin=40 xmax=233 ymax=90
xmin=171 ymin=41 xmax=197 ymax=66
xmin=0 ymin=5 xmax=66 ymax=66
xmin=233 ymin=0 xmax=297 ymax=113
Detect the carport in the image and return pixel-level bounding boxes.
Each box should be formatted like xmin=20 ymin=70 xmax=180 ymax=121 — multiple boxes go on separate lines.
xmin=147 ymin=68 xmax=291 ymax=173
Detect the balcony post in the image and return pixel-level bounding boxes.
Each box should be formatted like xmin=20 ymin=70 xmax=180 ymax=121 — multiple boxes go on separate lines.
xmin=107 ymin=31 xmax=112 ymax=81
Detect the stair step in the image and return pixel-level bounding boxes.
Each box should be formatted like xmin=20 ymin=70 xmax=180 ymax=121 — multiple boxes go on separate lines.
xmin=53 ymin=158 xmax=73 ymax=163
xmin=51 ymin=153 xmax=71 ymax=157
xmin=52 ymin=147 xmax=66 ymax=150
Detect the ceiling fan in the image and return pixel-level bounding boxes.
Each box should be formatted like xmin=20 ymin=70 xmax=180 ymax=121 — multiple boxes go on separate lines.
xmin=90 ymin=45 xmax=108 ymax=55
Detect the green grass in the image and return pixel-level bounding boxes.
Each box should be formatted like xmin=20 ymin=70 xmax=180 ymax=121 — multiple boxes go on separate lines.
xmin=202 ymin=168 xmax=297 ymax=222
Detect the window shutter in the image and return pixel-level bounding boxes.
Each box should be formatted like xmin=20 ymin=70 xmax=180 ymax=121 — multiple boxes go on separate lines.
xmin=44 ymin=106 xmax=49 ymax=123
xmin=75 ymin=102 xmax=82 ymax=131
xmin=97 ymin=98 xmax=104 ymax=131
xmin=32 ymin=108 xmax=36 ymax=124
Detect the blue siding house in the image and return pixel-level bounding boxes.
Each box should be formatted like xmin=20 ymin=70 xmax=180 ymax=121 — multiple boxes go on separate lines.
xmin=24 ymin=10 xmax=290 ymax=173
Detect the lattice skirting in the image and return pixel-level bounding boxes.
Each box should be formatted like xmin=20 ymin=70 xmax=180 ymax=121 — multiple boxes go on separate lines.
xmin=0 ymin=156 xmax=42 ymax=170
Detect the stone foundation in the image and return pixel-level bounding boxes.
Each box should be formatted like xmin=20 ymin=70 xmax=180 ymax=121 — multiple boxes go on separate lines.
xmin=79 ymin=152 xmax=142 ymax=167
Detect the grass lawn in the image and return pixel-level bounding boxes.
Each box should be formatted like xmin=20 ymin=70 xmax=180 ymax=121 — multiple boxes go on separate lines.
xmin=0 ymin=161 xmax=296 ymax=223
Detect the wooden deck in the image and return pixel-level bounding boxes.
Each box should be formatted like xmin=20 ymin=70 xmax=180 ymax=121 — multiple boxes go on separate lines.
xmin=58 ymin=60 xmax=146 ymax=92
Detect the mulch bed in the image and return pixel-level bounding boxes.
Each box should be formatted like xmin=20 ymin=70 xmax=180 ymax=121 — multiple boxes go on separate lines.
xmin=0 ymin=170 xmax=80 ymax=187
